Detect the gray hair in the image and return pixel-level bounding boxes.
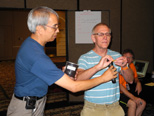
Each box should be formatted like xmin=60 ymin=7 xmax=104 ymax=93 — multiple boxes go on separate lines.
xmin=27 ymin=6 xmax=59 ymax=33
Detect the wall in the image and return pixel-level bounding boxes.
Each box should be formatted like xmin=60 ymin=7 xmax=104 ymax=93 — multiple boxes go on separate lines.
xmin=0 ymin=0 xmax=153 ymax=101
xmin=0 ymin=0 xmax=24 ymax=8
xmin=0 ymin=10 xmax=30 ymax=60
xmin=68 ymin=0 xmax=121 ymax=63
xmin=122 ymin=0 xmax=153 ymax=73
xmin=0 ymin=0 xmax=153 ymax=71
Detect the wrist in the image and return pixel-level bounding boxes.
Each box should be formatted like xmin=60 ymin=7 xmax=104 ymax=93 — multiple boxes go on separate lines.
xmin=136 ymin=81 xmax=141 ymax=84
xmin=95 ymin=65 xmax=101 ymax=72
xmin=122 ymin=63 xmax=129 ymax=70
xmin=122 ymin=66 xmax=128 ymax=71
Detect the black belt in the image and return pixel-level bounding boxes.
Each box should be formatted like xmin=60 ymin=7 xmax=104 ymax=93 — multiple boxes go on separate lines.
xmin=15 ymin=95 xmax=44 ymax=101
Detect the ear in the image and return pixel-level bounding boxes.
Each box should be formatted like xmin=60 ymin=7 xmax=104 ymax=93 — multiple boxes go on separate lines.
xmin=91 ymin=34 xmax=96 ymax=43
xmin=36 ymin=25 xmax=44 ymax=35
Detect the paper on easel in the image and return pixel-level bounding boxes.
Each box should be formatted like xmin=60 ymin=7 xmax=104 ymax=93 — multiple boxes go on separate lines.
xmin=75 ymin=10 xmax=101 ymax=44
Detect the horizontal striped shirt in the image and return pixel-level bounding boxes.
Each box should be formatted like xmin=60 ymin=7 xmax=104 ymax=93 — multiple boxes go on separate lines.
xmin=78 ymin=49 xmax=121 ymax=104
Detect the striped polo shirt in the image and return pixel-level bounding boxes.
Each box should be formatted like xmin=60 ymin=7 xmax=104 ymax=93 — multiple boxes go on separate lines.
xmin=78 ymin=49 xmax=122 ymax=104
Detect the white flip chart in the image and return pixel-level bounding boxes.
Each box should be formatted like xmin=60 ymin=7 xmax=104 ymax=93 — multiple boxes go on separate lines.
xmin=75 ymin=11 xmax=101 ymax=44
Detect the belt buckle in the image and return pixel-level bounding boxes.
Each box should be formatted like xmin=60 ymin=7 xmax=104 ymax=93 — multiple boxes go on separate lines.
xmin=24 ymin=96 xmax=30 ymax=101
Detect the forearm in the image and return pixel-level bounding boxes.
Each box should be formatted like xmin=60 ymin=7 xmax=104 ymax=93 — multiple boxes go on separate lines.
xmin=76 ymin=65 xmax=99 ymax=81
xmin=135 ymin=78 xmax=141 ymax=88
xmin=120 ymin=84 xmax=135 ymax=100
xmin=121 ymin=67 xmax=134 ymax=84
xmin=56 ymin=73 xmax=110 ymax=93
xmin=72 ymin=67 xmax=117 ymax=92
xmin=76 ymin=55 xmax=114 ymax=81
xmin=134 ymin=77 xmax=140 ymax=83
xmin=72 ymin=75 xmax=107 ymax=92
xmin=56 ymin=67 xmax=117 ymax=93
xmin=135 ymin=78 xmax=142 ymax=94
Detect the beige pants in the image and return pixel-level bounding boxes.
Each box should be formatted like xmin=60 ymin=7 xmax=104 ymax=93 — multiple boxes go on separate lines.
xmin=7 ymin=94 xmax=46 ymax=116
xmin=81 ymin=100 xmax=125 ymax=116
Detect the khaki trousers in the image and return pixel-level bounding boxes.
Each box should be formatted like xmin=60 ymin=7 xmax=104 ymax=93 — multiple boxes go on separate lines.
xmin=7 ymin=94 xmax=46 ymax=116
xmin=81 ymin=100 xmax=125 ymax=116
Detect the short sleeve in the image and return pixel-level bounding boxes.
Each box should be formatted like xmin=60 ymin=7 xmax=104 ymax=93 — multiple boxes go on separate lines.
xmin=130 ymin=63 xmax=138 ymax=78
xmin=78 ymin=55 xmax=88 ymax=70
xmin=31 ymin=57 xmax=64 ymax=85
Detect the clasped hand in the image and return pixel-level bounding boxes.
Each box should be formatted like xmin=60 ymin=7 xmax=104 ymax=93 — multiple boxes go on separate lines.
xmin=96 ymin=55 xmax=114 ymax=70
xmin=113 ymin=56 xmax=127 ymax=67
xmin=96 ymin=55 xmax=127 ymax=71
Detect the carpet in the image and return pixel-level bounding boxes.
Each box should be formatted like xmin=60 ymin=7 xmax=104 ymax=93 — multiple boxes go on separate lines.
xmin=45 ymin=103 xmax=83 ymax=116
xmin=142 ymin=103 xmax=154 ymax=116
xmin=0 ymin=61 xmax=154 ymax=116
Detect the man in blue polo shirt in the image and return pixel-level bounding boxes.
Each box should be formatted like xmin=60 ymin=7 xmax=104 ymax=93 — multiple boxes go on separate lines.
xmin=7 ymin=7 xmax=118 ymax=116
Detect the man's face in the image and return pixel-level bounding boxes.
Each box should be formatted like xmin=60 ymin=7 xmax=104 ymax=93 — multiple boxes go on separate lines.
xmin=123 ymin=53 xmax=133 ymax=64
xmin=92 ymin=25 xmax=111 ymax=49
xmin=44 ymin=13 xmax=59 ymax=42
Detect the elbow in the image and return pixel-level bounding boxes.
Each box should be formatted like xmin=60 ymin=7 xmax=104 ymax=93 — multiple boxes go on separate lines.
xmin=70 ymin=89 xmax=80 ymax=93
xmin=69 ymin=84 xmax=81 ymax=93
xmin=130 ymin=75 xmax=134 ymax=84
xmin=70 ymin=88 xmax=77 ymax=93
xmin=128 ymin=77 xmax=134 ymax=84
xmin=129 ymin=80 xmax=133 ymax=84
xmin=71 ymin=90 xmax=78 ymax=93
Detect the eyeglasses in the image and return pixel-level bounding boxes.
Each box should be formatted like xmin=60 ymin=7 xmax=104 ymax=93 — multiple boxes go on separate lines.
xmin=93 ymin=32 xmax=111 ymax=37
xmin=45 ymin=24 xmax=59 ymax=30
xmin=126 ymin=56 xmax=133 ymax=59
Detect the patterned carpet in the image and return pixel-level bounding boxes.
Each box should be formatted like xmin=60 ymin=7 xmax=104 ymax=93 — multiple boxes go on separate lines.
xmin=0 ymin=60 xmax=83 ymax=116
xmin=45 ymin=103 xmax=83 ymax=116
xmin=0 ymin=61 xmax=154 ymax=116
xmin=142 ymin=104 xmax=154 ymax=116
xmin=0 ymin=61 xmax=15 ymax=112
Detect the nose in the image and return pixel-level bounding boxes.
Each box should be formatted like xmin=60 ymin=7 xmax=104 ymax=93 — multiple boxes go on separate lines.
xmin=102 ymin=35 xmax=107 ymax=40
xmin=56 ymin=28 xmax=59 ymax=33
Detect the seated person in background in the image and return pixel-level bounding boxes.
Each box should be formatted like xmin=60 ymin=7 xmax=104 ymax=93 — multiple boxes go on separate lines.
xmin=119 ymin=49 xmax=146 ymax=116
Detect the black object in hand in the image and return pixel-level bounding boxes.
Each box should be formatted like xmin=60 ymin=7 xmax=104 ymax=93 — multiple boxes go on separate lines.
xmin=108 ymin=61 xmax=116 ymax=83
xmin=64 ymin=61 xmax=78 ymax=78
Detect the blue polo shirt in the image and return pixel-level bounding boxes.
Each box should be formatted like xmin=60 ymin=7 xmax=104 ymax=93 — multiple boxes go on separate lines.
xmin=14 ymin=37 xmax=64 ymax=97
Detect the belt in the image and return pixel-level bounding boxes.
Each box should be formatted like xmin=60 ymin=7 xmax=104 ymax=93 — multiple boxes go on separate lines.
xmin=84 ymin=100 xmax=119 ymax=108
xmin=14 ymin=95 xmax=44 ymax=101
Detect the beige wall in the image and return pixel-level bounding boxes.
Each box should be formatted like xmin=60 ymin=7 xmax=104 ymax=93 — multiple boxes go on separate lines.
xmin=122 ymin=0 xmax=153 ymax=73
xmin=26 ymin=0 xmax=77 ymax=10
xmin=0 ymin=0 xmax=153 ymax=102
xmin=0 ymin=0 xmax=153 ymax=71
xmin=68 ymin=0 xmax=121 ymax=64
xmin=0 ymin=10 xmax=31 ymax=60
xmin=0 ymin=0 xmax=24 ymax=8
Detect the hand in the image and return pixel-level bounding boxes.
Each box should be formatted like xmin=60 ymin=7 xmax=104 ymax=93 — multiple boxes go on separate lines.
xmin=102 ymin=66 xmax=117 ymax=82
xmin=135 ymin=81 xmax=142 ymax=95
xmin=62 ymin=66 xmax=66 ymax=72
xmin=134 ymin=97 xmax=143 ymax=106
xmin=114 ymin=56 xmax=127 ymax=67
xmin=96 ymin=55 xmax=114 ymax=71
xmin=63 ymin=66 xmax=78 ymax=81
xmin=70 ymin=77 xmax=76 ymax=81
xmin=73 ymin=70 xmax=79 ymax=81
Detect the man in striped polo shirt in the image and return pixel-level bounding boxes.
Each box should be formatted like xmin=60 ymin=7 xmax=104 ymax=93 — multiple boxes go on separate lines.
xmin=76 ymin=23 xmax=134 ymax=116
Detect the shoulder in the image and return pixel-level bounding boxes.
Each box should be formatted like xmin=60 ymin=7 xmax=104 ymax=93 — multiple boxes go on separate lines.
xmin=17 ymin=36 xmax=45 ymax=63
xmin=79 ymin=50 xmax=96 ymax=59
xmin=129 ymin=63 xmax=135 ymax=67
xmin=108 ymin=49 xmax=122 ymax=58
xmin=129 ymin=63 xmax=136 ymax=70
